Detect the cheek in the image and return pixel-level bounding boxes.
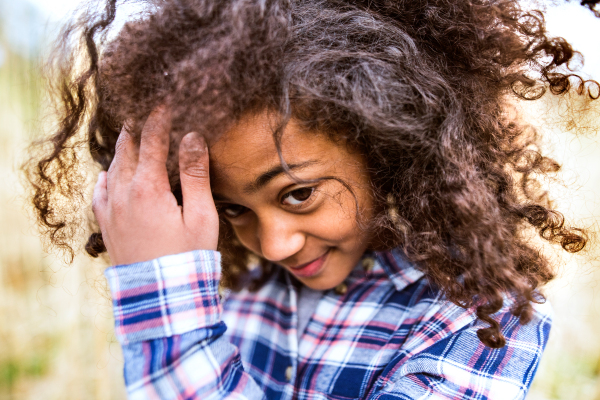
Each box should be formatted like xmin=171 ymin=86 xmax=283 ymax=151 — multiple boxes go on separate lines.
xmin=335 ymin=191 xmax=375 ymax=248
xmin=308 ymin=194 xmax=370 ymax=245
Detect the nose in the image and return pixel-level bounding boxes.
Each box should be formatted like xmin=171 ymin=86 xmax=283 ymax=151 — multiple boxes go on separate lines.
xmin=257 ymin=213 xmax=305 ymax=263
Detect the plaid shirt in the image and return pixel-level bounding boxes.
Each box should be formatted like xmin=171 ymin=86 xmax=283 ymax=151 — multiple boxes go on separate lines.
xmin=104 ymin=249 xmax=551 ymax=400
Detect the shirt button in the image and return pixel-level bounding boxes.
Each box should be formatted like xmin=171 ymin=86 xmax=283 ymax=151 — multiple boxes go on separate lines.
xmin=362 ymin=257 xmax=375 ymax=272
xmin=334 ymin=282 xmax=348 ymax=295
xmin=285 ymin=365 xmax=293 ymax=382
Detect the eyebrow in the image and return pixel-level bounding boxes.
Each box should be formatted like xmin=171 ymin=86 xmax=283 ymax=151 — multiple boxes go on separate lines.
xmin=243 ymin=160 xmax=319 ymax=194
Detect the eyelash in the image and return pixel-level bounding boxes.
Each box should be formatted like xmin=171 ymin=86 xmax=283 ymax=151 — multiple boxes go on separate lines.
xmin=219 ymin=186 xmax=318 ymax=218
xmin=281 ymin=187 xmax=315 ymax=207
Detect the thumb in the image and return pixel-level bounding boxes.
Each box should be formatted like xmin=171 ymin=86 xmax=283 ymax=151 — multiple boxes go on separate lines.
xmin=92 ymin=171 xmax=108 ymax=228
xmin=179 ymin=132 xmax=218 ymax=228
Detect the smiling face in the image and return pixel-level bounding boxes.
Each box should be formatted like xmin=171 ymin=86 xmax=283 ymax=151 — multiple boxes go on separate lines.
xmin=208 ymin=112 xmax=375 ymax=290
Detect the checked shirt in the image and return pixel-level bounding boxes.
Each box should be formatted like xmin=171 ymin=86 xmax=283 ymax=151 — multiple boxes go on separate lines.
xmin=104 ymin=249 xmax=551 ymax=399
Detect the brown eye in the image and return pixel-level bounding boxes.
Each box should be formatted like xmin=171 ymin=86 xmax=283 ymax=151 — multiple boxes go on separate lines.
xmin=281 ymin=187 xmax=314 ymax=206
xmin=219 ymin=204 xmax=249 ymax=218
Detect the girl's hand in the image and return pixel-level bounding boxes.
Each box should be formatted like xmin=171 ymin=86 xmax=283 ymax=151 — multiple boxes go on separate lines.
xmin=92 ymin=107 xmax=219 ymax=266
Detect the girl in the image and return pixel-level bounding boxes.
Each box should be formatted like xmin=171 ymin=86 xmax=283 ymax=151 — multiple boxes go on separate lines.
xmin=27 ymin=0 xmax=597 ymax=398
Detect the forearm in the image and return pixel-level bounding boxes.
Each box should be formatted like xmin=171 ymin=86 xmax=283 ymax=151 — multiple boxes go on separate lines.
xmin=122 ymin=328 xmax=263 ymax=399
xmin=105 ymin=250 xmax=265 ymax=400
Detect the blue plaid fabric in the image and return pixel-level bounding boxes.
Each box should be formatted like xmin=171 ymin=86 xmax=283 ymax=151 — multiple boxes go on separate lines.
xmin=104 ymin=249 xmax=551 ymax=399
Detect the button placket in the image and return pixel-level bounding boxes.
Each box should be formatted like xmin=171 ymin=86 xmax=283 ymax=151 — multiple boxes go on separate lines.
xmin=362 ymin=257 xmax=375 ymax=273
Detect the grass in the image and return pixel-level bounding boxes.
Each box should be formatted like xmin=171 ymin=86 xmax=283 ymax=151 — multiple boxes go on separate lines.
xmin=0 ymin=37 xmax=125 ymax=400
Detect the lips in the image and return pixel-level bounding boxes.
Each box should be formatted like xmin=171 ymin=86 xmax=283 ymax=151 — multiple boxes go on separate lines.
xmin=288 ymin=249 xmax=330 ymax=278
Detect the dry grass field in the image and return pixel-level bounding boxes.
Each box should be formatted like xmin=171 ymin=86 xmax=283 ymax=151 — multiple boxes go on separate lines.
xmin=0 ymin=2 xmax=599 ymax=400
xmin=0 ymin=36 xmax=127 ymax=400
xmin=523 ymin=97 xmax=600 ymax=399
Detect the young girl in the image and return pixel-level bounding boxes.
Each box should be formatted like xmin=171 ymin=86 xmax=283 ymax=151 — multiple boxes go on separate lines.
xmin=27 ymin=0 xmax=597 ymax=398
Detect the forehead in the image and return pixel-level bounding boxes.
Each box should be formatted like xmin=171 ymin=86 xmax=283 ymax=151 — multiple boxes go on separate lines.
xmin=207 ymin=112 xmax=359 ymax=190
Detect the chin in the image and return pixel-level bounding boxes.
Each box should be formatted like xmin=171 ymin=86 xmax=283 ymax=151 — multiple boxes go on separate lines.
xmin=297 ymin=267 xmax=352 ymax=291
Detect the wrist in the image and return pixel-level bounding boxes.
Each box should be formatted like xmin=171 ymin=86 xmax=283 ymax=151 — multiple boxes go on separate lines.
xmin=105 ymin=250 xmax=222 ymax=344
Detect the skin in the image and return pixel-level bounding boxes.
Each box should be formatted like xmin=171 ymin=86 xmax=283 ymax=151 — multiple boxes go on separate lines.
xmin=93 ymin=108 xmax=374 ymax=291
xmin=210 ymin=112 xmax=374 ymax=290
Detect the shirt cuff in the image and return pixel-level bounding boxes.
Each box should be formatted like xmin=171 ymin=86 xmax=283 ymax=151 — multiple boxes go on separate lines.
xmin=104 ymin=250 xmax=222 ymax=344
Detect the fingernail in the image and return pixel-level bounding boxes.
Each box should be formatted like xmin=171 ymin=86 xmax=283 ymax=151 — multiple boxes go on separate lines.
xmin=154 ymin=104 xmax=168 ymax=114
xmin=181 ymin=132 xmax=207 ymax=155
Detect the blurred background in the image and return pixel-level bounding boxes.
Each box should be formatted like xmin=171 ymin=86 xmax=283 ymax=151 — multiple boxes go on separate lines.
xmin=0 ymin=1 xmax=599 ymax=399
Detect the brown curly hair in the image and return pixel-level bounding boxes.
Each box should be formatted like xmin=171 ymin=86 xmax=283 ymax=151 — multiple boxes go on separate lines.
xmin=25 ymin=0 xmax=598 ymax=348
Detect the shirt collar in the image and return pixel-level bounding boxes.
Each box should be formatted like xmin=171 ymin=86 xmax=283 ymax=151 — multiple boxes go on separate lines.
xmin=372 ymin=248 xmax=425 ymax=292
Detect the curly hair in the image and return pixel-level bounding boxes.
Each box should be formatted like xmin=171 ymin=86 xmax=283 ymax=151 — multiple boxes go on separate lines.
xmin=25 ymin=0 xmax=598 ymax=348
xmin=581 ymin=0 xmax=600 ymax=16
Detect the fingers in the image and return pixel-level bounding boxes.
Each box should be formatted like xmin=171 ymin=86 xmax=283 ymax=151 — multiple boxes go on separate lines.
xmin=108 ymin=123 xmax=138 ymax=192
xmin=92 ymin=171 xmax=108 ymax=227
xmin=179 ymin=132 xmax=218 ymax=227
xmin=137 ymin=106 xmax=171 ymax=188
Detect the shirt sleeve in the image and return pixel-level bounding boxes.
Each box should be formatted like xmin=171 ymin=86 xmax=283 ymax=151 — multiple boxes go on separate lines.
xmin=367 ymin=300 xmax=552 ymax=400
xmin=104 ymin=250 xmax=266 ymax=400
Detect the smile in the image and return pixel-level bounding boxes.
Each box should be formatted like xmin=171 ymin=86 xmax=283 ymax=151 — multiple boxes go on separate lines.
xmin=288 ymin=250 xmax=330 ymax=278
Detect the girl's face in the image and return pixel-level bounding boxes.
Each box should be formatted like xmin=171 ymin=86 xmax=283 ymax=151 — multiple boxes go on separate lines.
xmin=209 ymin=112 xmax=374 ymax=290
